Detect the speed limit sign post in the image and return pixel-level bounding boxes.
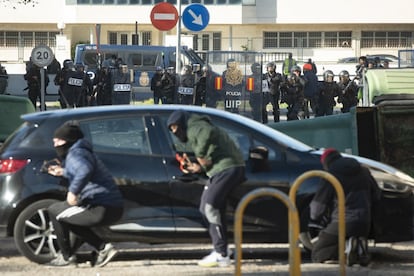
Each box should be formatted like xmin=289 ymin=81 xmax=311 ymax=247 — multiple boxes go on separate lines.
xmin=31 ymin=45 xmax=54 ymax=111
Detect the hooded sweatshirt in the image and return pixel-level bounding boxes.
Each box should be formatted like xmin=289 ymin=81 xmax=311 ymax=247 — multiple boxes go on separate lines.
xmin=310 ymin=156 xmax=380 ymax=236
xmin=63 ymin=138 xmax=124 ymax=207
xmin=167 ymin=110 xmax=245 ymax=177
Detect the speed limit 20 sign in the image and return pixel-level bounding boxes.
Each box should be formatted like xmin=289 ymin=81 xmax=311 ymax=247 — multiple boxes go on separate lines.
xmin=31 ymin=45 xmax=54 ymax=67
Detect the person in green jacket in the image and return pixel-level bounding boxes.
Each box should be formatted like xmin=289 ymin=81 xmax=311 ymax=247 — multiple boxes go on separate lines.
xmin=167 ymin=110 xmax=246 ymax=268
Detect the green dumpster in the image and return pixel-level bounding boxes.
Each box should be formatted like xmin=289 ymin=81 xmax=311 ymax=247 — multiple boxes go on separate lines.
xmin=0 ymin=95 xmax=35 ymax=142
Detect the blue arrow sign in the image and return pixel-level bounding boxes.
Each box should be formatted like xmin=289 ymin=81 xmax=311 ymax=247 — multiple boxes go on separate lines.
xmin=182 ymin=4 xmax=210 ymax=32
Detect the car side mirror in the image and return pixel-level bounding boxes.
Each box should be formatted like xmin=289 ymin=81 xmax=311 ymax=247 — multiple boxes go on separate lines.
xmin=249 ymin=146 xmax=271 ymax=173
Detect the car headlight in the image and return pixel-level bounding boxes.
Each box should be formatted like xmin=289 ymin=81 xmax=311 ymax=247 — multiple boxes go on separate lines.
xmin=376 ymin=179 xmax=412 ymax=194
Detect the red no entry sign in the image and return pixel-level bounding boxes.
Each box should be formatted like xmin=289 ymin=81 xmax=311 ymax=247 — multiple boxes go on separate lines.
xmin=150 ymin=2 xmax=179 ymax=31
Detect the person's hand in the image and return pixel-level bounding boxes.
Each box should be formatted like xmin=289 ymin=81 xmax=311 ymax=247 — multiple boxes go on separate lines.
xmin=48 ymin=165 xmax=63 ymax=177
xmin=196 ymin=157 xmax=212 ymax=169
xmin=66 ymin=192 xmax=78 ymax=206
xmin=185 ymin=161 xmax=202 ymax=173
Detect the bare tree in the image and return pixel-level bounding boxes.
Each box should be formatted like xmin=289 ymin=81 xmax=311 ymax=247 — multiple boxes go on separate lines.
xmin=1 ymin=0 xmax=38 ymax=9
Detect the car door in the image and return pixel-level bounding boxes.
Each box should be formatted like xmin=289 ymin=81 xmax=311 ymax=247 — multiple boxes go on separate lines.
xmin=79 ymin=114 xmax=174 ymax=234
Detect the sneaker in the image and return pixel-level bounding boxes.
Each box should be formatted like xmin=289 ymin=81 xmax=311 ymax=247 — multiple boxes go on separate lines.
xmin=46 ymin=252 xmax=77 ymax=267
xmin=93 ymin=243 xmax=118 ymax=267
xmin=197 ymin=250 xmax=231 ymax=267
xmin=345 ymin=237 xmax=358 ymax=266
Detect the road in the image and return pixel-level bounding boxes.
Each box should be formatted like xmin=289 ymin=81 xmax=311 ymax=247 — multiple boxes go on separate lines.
xmin=0 ymin=237 xmax=413 ymax=275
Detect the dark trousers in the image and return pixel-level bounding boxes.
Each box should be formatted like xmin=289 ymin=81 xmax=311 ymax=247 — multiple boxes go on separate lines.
xmin=199 ymin=166 xmax=246 ymax=256
xmin=48 ymin=201 xmax=123 ymax=260
xmin=312 ymin=230 xmax=339 ymax=263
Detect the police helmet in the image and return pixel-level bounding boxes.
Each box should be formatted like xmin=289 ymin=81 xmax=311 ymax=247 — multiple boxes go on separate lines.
xmin=338 ymin=70 xmax=350 ymax=83
xmin=291 ymin=65 xmax=301 ymax=74
xmin=75 ymin=63 xmax=85 ymax=71
xmin=287 ymin=73 xmax=296 ymax=84
xmin=226 ymin=58 xmax=236 ymax=68
xmin=266 ymin=62 xmax=276 ymax=70
xmin=323 ymin=70 xmax=335 ymax=83
xmin=251 ymin=62 xmax=261 ymax=74
xmin=63 ymin=59 xmax=74 ymax=71
xmin=167 ymin=66 xmax=175 ymax=74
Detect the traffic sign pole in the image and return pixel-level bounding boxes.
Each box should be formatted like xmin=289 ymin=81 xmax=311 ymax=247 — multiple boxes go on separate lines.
xmin=31 ymin=45 xmax=54 ymax=111
xmin=176 ymin=1 xmax=181 ymax=76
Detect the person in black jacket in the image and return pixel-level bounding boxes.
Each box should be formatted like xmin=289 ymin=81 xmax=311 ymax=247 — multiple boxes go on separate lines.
xmin=309 ymin=148 xmax=381 ymax=266
xmin=46 ymin=122 xmax=124 ymax=267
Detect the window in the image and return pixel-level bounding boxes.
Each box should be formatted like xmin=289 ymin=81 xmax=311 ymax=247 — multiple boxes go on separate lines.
xmin=121 ymin=34 xmax=128 ymax=45
xmin=263 ymin=32 xmax=278 ymax=49
xmin=361 ymin=31 xmax=413 ymax=48
xmin=202 ymin=34 xmax=209 ymax=51
xmin=164 ymin=113 xmax=279 ymax=162
xmin=21 ymin=32 xmax=33 ymax=47
xmin=375 ymin=31 xmax=387 ymax=48
xmin=338 ymin=31 xmax=352 ymax=48
xmin=109 ymin=32 xmax=117 ymax=44
xmin=308 ymin=32 xmax=322 ymax=47
xmin=263 ymin=31 xmax=352 ymax=49
xmin=213 ymin=32 xmax=221 ymax=50
xmin=279 ymin=32 xmax=292 ymax=48
xmin=294 ymin=32 xmax=307 ymax=48
xmin=142 ymin=31 xmax=151 ymax=45
xmin=84 ymin=117 xmax=150 ymax=155
xmin=324 ymin=32 xmax=337 ymax=47
xmin=5 ymin=31 xmax=18 ymax=47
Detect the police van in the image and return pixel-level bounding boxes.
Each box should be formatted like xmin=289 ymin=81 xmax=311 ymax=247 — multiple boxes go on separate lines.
xmin=74 ymin=44 xmax=204 ymax=101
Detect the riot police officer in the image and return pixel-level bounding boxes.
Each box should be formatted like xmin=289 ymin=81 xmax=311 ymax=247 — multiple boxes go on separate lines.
xmin=194 ymin=66 xmax=208 ymax=106
xmin=59 ymin=60 xmax=88 ymax=108
xmin=0 ymin=63 xmax=8 ymax=94
xmin=161 ymin=66 xmax=177 ymax=104
xmin=112 ymin=63 xmax=131 ymax=105
xmin=151 ymin=66 xmax=165 ymax=104
xmin=203 ymin=64 xmax=222 ymax=108
xmin=177 ymin=65 xmax=195 ymax=105
xmin=280 ymin=66 xmax=305 ymax=121
xmin=303 ymin=63 xmax=319 ymax=118
xmin=94 ymin=60 xmax=113 ymax=105
xmin=74 ymin=63 xmax=93 ymax=107
xmin=316 ymin=70 xmax=341 ymax=117
xmin=248 ymin=62 xmax=264 ymax=122
xmin=263 ymin=62 xmax=283 ymax=122
xmin=337 ymin=70 xmax=358 ymax=113
xmin=25 ymin=63 xmax=49 ymax=109
xmin=54 ymin=59 xmax=74 ymax=108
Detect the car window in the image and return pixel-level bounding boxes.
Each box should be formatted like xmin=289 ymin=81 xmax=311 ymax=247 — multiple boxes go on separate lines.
xmin=212 ymin=119 xmax=280 ymax=162
xmin=162 ymin=113 xmax=280 ymax=162
xmin=80 ymin=116 xmax=150 ymax=155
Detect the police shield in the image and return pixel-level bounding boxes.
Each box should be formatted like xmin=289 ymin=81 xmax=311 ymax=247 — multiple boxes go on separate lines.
xmin=112 ymin=64 xmax=132 ymax=105
xmin=204 ymin=51 xmax=265 ymax=122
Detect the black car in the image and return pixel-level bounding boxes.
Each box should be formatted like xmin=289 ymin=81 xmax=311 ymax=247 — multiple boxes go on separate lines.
xmin=0 ymin=105 xmax=413 ymax=264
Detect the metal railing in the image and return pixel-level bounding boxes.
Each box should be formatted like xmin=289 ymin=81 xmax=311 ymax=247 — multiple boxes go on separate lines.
xmin=233 ymin=170 xmax=346 ymax=275
xmin=234 ymin=187 xmax=301 ymax=276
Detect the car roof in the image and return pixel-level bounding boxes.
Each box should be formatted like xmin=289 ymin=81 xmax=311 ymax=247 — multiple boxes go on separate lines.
xmin=22 ymin=105 xmax=314 ymax=152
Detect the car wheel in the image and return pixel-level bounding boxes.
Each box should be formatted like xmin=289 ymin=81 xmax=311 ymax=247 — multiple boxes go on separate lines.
xmin=13 ymin=199 xmax=60 ymax=264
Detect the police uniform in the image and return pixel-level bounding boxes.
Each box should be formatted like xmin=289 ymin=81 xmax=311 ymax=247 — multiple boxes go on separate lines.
xmin=263 ymin=62 xmax=283 ymax=123
xmin=316 ymin=70 xmax=341 ymax=117
xmin=337 ymin=70 xmax=358 ymax=113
